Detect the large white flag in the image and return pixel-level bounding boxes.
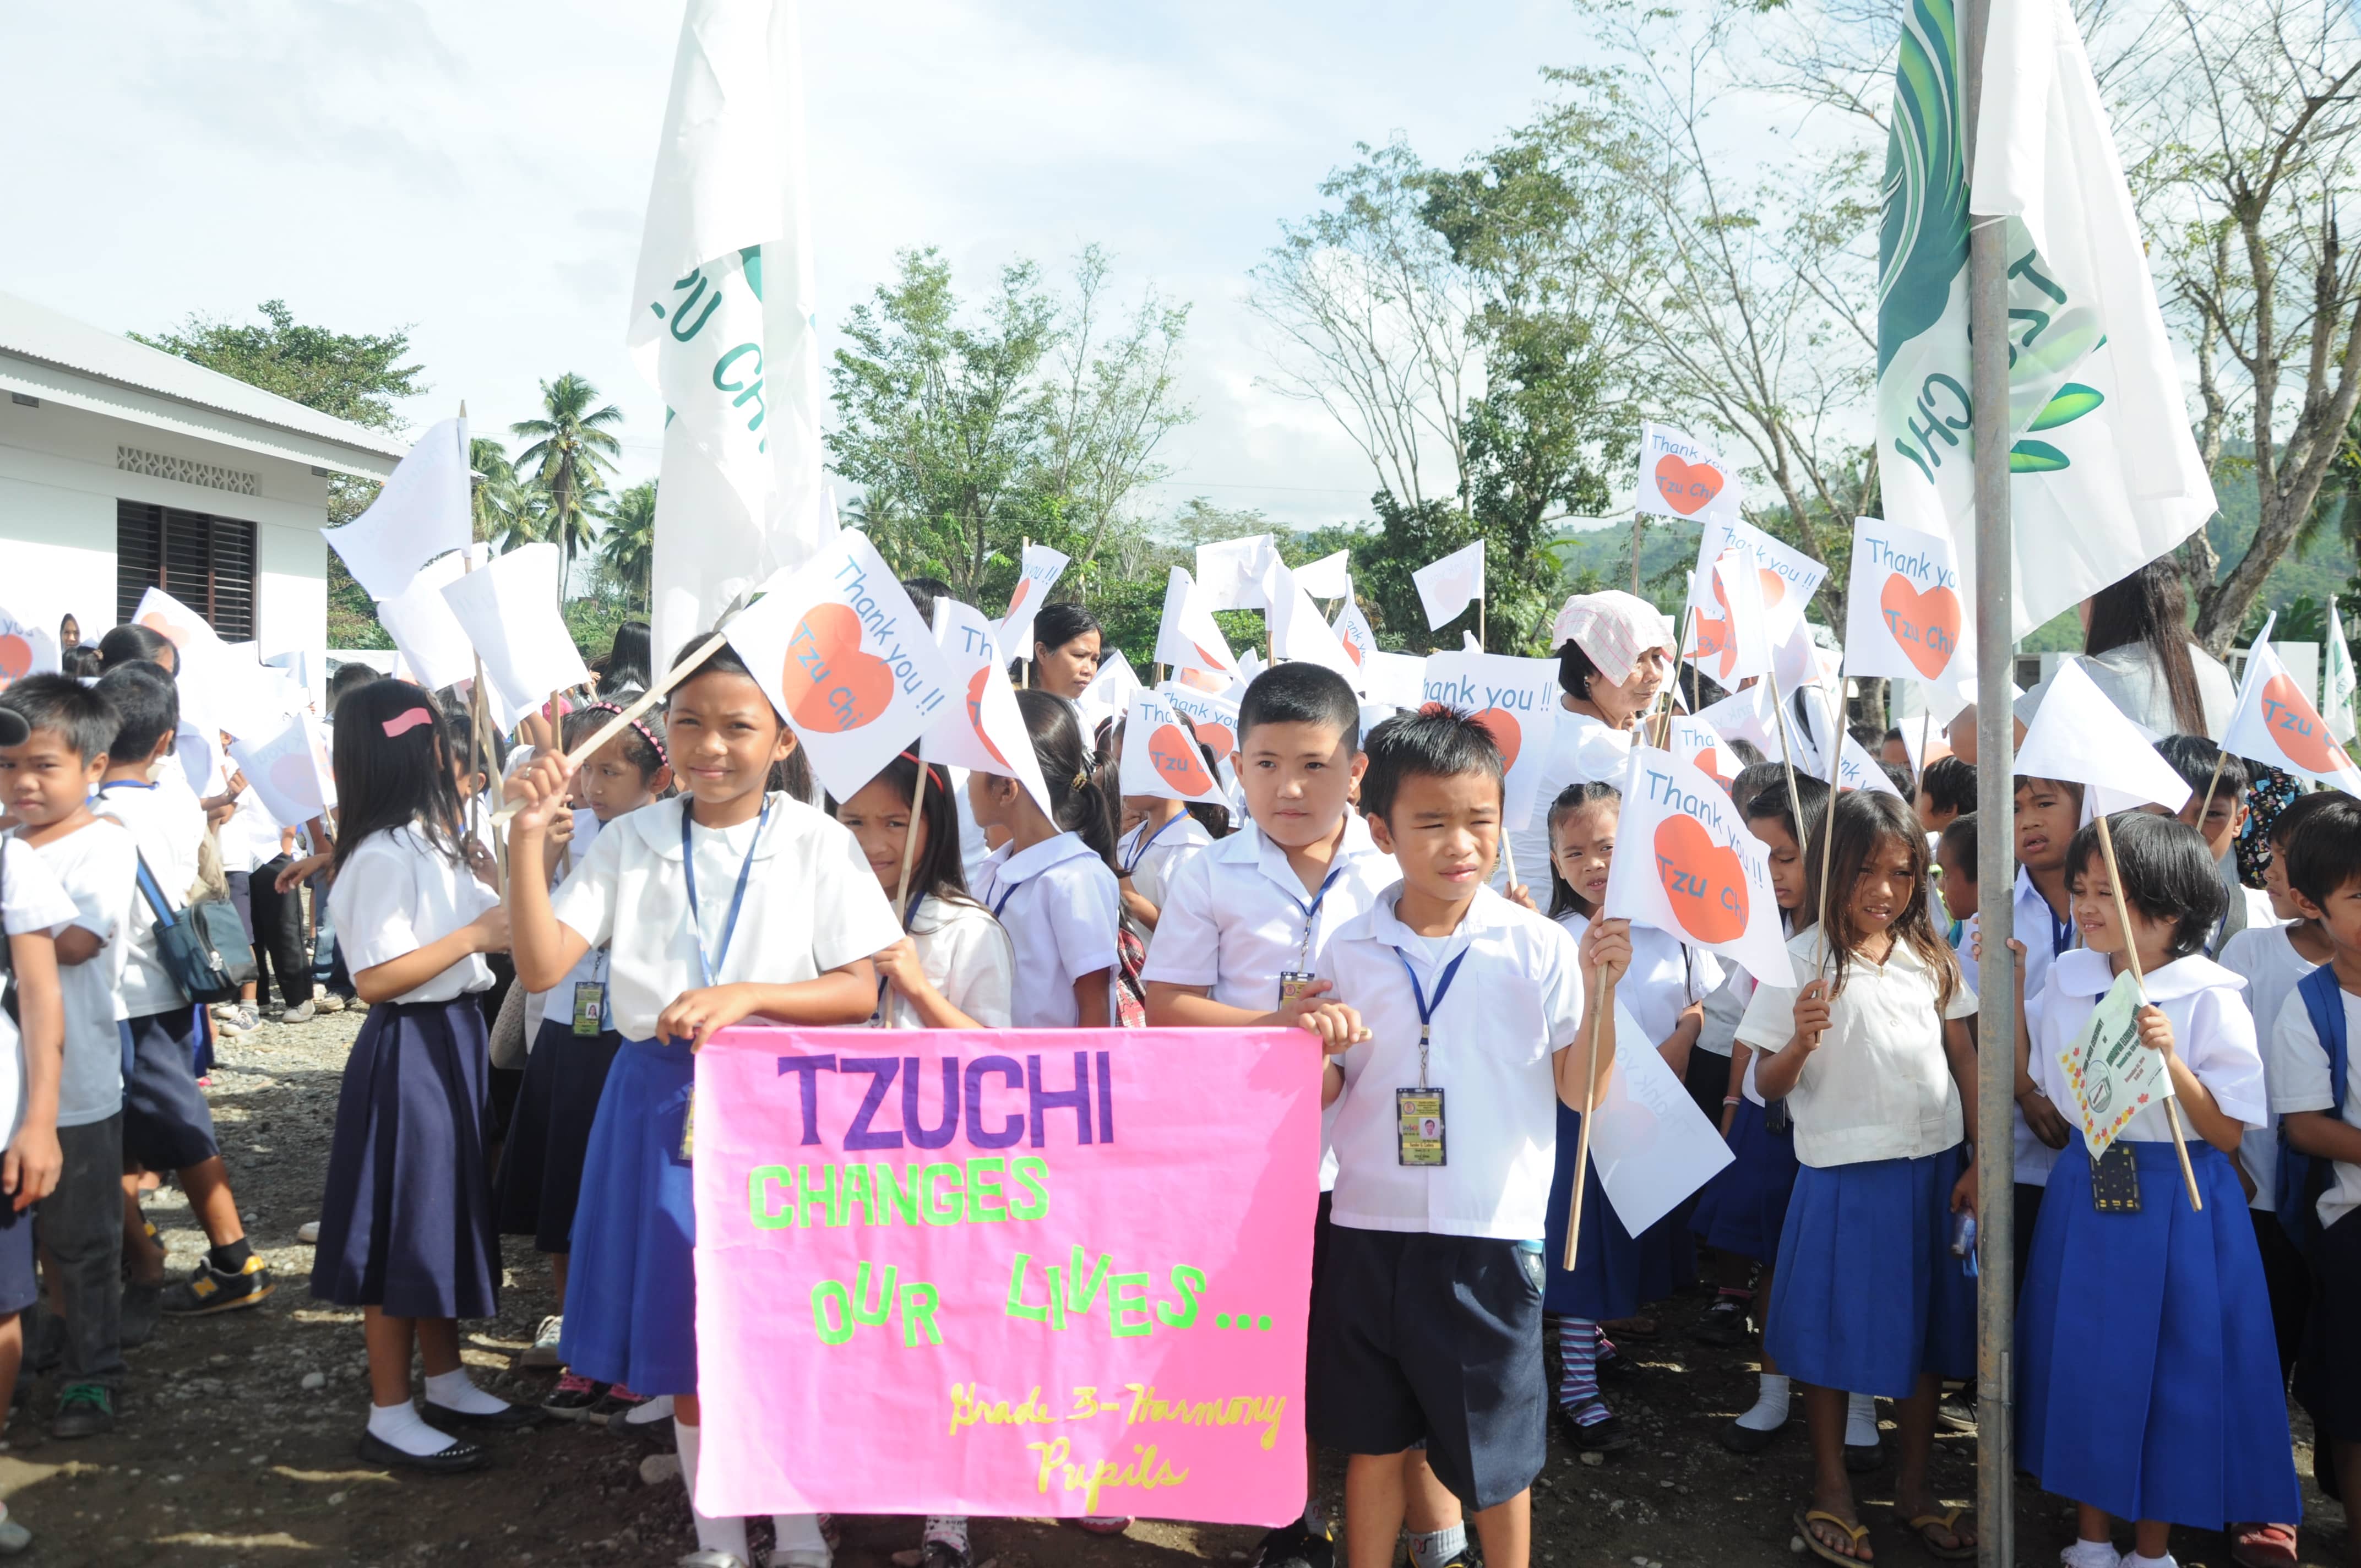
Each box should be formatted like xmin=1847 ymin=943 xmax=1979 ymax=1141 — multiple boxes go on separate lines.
xmin=1262 ymin=560 xmax=1361 ymax=680
xmin=2219 ymin=615 xmax=2361 ymax=796
xmin=2016 ymin=656 xmax=2193 ymax=814
xmin=633 ymin=0 xmax=831 ymax=663
xmin=1152 ymin=568 xmax=1238 ymax=678
xmin=1876 ymin=0 xmax=2213 ymax=639
xmin=438 ymin=543 xmax=594 ymax=717
xmin=320 ymin=416 xmax=469 ymax=601
xmin=1604 ymin=747 xmax=1793 ymax=985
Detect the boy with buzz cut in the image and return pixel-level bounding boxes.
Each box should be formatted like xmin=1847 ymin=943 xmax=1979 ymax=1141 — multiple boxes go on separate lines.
xmin=0 ymin=675 xmax=137 ymax=1439
xmin=90 ymin=662 xmax=271 ymax=1341
xmin=1292 ymin=706 xmax=1629 ymax=1568
xmin=1145 ymin=663 xmax=1467 ymax=1568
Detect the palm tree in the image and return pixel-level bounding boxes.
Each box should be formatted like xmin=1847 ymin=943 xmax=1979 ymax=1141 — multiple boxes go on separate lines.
xmin=468 ymin=435 xmax=529 ymax=548
xmin=599 ymin=480 xmax=657 ymax=610
xmin=512 ymin=373 xmax=624 ymax=605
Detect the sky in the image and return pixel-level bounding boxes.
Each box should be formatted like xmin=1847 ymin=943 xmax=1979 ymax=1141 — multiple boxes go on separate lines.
xmin=1 ymin=0 xmax=1609 ymax=536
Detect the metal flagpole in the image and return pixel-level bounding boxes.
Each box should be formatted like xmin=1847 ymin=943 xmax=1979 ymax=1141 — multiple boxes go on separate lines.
xmin=1962 ymin=0 xmax=2017 ymax=1558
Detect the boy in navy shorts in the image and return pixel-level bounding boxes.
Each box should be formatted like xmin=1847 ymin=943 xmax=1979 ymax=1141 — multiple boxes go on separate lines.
xmin=1294 ymin=706 xmax=1629 ymax=1568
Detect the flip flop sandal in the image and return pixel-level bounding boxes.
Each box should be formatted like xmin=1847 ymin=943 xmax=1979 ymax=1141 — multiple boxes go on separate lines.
xmin=1905 ymin=1509 xmax=1976 ymax=1561
xmin=1794 ymin=1508 xmax=1870 ymax=1566
xmin=2230 ymin=1523 xmax=2299 ymax=1568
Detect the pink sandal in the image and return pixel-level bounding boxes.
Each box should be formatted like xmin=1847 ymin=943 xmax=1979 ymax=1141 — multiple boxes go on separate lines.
xmin=2231 ymin=1523 xmax=2298 ymax=1568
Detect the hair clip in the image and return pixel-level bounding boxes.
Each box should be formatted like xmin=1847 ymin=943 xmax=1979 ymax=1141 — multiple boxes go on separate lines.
xmin=584 ymin=702 xmax=669 ymax=768
xmin=382 ymin=707 xmax=434 ymax=738
xmin=1071 ymin=767 xmax=1091 ymax=790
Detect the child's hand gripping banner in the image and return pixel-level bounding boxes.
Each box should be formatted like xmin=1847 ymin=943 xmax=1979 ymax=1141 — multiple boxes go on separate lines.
xmin=1420 ymin=651 xmax=1563 ymax=831
xmin=690 ymin=1027 xmax=1320 ymax=1525
xmin=1604 ymin=746 xmax=1794 ymax=986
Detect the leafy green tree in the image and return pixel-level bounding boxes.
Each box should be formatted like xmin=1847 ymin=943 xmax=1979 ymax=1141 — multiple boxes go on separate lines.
xmin=469 ymin=435 xmax=529 ymax=548
xmin=597 ymin=480 xmax=657 ymax=611
xmin=512 ymin=373 xmax=623 ymax=604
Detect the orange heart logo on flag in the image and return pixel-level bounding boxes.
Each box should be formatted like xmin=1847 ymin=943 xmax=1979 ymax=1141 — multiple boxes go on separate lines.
xmin=1147 ymin=723 xmax=1215 ymax=797
xmin=0 ymin=635 xmax=29 ymax=683
xmin=1879 ymin=575 xmax=1962 ymax=680
xmin=1196 ymin=720 xmax=1236 ymax=760
xmin=965 ymin=667 xmax=1012 ymax=770
xmin=781 ymin=602 xmax=893 ymax=734
xmin=137 ymin=611 xmax=193 ymax=647
xmin=1653 ymin=455 xmax=1724 ymax=516
xmin=1654 ymin=814 xmax=1749 ymax=944
xmin=1468 ymin=707 xmax=1524 ymax=771
xmin=1006 ymin=580 xmax=1032 ymax=621
xmin=2261 ymin=673 xmax=2343 ymax=774
xmin=1177 ymin=666 xmax=1226 ymax=693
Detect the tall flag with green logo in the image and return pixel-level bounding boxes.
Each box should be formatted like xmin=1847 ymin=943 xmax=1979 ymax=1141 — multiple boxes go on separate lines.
xmin=2328 ymin=598 xmax=2357 ymax=745
xmin=1876 ymin=0 xmax=2213 ymax=648
xmin=629 ymin=0 xmax=834 ymax=661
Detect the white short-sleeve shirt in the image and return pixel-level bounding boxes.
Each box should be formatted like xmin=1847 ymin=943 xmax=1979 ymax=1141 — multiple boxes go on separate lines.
xmin=1116 ymin=812 xmax=1216 ymax=937
xmin=879 ymin=894 xmax=1015 ymax=1030
xmin=2031 ymin=949 xmax=2267 ymax=1147
xmin=93 ymin=779 xmax=206 ymax=1018
xmin=1737 ymin=927 xmax=1977 ymax=1168
xmin=2219 ymin=924 xmax=2321 ymax=1210
xmin=0 ymin=840 xmax=84 ymax=1146
xmin=21 ymin=819 xmax=138 ymax=1129
xmin=1317 ymin=884 xmax=1587 ymax=1239
xmin=1140 ymin=814 xmax=1394 ymax=1011
xmin=328 ymin=826 xmax=499 ymax=1005
xmin=972 ymin=833 xmax=1120 ymax=1028
xmin=525 ymin=809 xmax=607 ymax=1041
xmin=1505 ymin=707 xmax=1633 ymax=896
xmin=2266 ymin=981 xmax=2361 ymax=1230
xmin=548 ymin=792 xmax=901 ymax=1042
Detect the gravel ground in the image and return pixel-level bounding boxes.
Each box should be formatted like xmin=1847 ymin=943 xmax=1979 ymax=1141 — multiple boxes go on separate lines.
xmin=5 ymin=1007 xmax=2347 ymax=1566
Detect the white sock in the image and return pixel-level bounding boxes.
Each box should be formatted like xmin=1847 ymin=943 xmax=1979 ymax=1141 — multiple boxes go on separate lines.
xmin=625 ymin=1392 xmax=677 ymax=1426
xmin=423 ymin=1368 xmax=510 ymax=1416
xmin=922 ymin=1515 xmax=969 ymax=1550
xmin=366 ymin=1398 xmax=455 ymax=1458
xmin=1845 ymin=1391 xmax=1879 ymax=1446
xmin=771 ymin=1512 xmax=829 ymax=1566
xmin=2123 ymin=1554 xmax=2175 ymax=1568
xmin=1302 ymin=1495 xmax=1325 ymax=1532
xmin=1408 ymin=1523 xmax=1467 ymax=1568
xmin=1736 ymin=1373 xmax=1792 ymax=1432
xmin=676 ymin=1423 xmax=750 ymax=1561
xmin=2059 ymin=1540 xmax=2120 ymax=1568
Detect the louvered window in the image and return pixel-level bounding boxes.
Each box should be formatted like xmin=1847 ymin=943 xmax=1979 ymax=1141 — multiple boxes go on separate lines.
xmin=116 ymin=502 xmax=258 ymax=639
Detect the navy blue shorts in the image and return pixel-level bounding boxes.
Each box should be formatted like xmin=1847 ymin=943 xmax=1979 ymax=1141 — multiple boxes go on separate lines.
xmin=1307 ymin=1224 xmax=1547 ymax=1511
xmin=0 ymin=1204 xmax=30 ymax=1315
xmin=121 ymin=1009 xmax=219 ymax=1173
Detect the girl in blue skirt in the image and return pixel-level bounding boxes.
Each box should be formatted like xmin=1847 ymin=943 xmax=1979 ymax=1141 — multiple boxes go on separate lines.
xmin=1539 ymin=781 xmax=1722 ymax=1453
xmin=506 ymin=638 xmax=902 ymax=1568
xmin=1739 ymin=789 xmax=1979 ymax=1563
xmin=2016 ymin=811 xmax=2298 ymax=1568
xmin=314 ymin=679 xmax=538 ymax=1474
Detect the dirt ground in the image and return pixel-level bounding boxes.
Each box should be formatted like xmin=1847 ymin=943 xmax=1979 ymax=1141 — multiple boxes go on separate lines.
xmin=13 ymin=1009 xmax=2351 ymax=1567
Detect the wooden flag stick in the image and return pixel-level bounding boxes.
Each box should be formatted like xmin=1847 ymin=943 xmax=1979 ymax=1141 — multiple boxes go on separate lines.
xmin=547 ymin=688 xmax=573 ymax=881
xmin=893 ymin=752 xmax=931 ymax=920
xmin=1809 ymin=684 xmax=1846 ymax=969
xmin=1652 ymin=605 xmax=1698 ymax=751
xmin=2194 ymin=745 xmax=2231 ymax=831
xmin=1765 ymin=670 xmax=1812 ymax=883
xmin=2091 ymin=809 xmax=2204 ymax=1213
xmin=491 ymin=631 xmax=728 ymax=825
xmin=1562 ymin=962 xmax=1619 ymax=1272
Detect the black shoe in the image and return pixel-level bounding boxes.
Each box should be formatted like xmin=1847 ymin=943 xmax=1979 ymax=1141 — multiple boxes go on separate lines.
xmin=1248 ymin=1519 xmax=1335 ymax=1568
xmin=424 ymin=1398 xmax=550 ymax=1430
xmin=1721 ymin=1414 xmax=1784 ymax=1454
xmin=1595 ymin=1348 xmax=1640 ymax=1382
xmin=51 ymin=1382 xmax=116 ymax=1439
xmin=1691 ymin=1297 xmax=1752 ymax=1346
xmin=357 ymin=1428 xmax=489 ymax=1473
xmin=1553 ymin=1404 xmax=1630 ymax=1453
xmin=1936 ymin=1385 xmax=1977 ymax=1433
xmin=1843 ymin=1437 xmax=1889 ymax=1473
xmin=160 ymin=1256 xmax=275 ymax=1316
xmin=542 ymin=1375 xmax=610 ymax=1420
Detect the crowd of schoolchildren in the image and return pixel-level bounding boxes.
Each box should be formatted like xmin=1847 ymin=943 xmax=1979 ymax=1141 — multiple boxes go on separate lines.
xmin=0 ymin=565 xmax=2352 ymax=1568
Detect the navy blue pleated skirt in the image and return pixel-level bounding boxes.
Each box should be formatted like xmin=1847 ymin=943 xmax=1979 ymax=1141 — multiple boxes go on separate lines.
xmin=1764 ymin=1147 xmax=1974 ymax=1398
xmin=310 ymin=995 xmax=499 ymax=1319
xmin=494 ymin=1018 xmax=624 ymax=1253
xmin=1690 ymin=1098 xmax=1799 ymax=1264
xmin=1544 ymin=1102 xmax=1695 ymax=1321
xmin=2019 ymin=1140 xmax=2301 ymax=1527
xmin=558 ymin=1038 xmax=698 ymax=1396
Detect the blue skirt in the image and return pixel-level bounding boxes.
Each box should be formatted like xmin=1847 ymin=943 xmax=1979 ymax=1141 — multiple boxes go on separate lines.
xmin=494 ymin=1018 xmax=624 ymax=1253
xmin=1544 ymin=1103 xmax=1695 ymax=1320
xmin=558 ymin=1039 xmax=697 ymax=1396
xmin=1690 ymin=1098 xmax=1799 ymax=1264
xmin=2019 ymin=1140 xmax=2301 ymax=1527
xmin=1764 ymin=1148 xmax=1974 ymax=1398
xmin=309 ymin=996 xmax=499 ymax=1319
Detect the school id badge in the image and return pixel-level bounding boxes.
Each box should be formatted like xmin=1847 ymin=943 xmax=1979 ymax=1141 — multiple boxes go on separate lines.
xmin=570 ymin=983 xmax=605 ymax=1037
xmin=1279 ymin=970 xmax=1317 ymax=1006
xmin=1396 ymin=1087 xmax=1446 ymax=1167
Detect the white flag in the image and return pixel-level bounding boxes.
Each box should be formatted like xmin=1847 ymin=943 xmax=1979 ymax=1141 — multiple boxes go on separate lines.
xmin=1420 ymin=651 xmax=1562 ymax=830
xmin=1843 ymin=516 xmax=1970 ymax=686
xmin=229 ymin=710 xmax=336 ymax=825
xmin=2219 ymin=615 xmax=2361 ymax=796
xmin=1151 ymin=568 xmax=1238 ymax=677
xmin=1877 ymin=0 xmax=2213 ymax=640
xmin=998 ymin=542 xmax=1071 ymax=655
xmin=724 ymin=531 xmax=956 ymax=801
xmin=1684 ymin=518 xmax=1825 ymax=643
xmin=1586 ymin=997 xmax=1737 ymax=1234
xmin=376 ymin=553 xmax=479 ymax=695
xmin=1411 ymin=541 xmax=1485 ymax=631
xmin=1361 ymin=649 xmax=1428 ymax=710
xmin=320 ymin=416 xmax=470 ymax=601
xmin=1689 ymin=551 xmax=1774 ymax=687
xmin=2016 ymin=656 xmax=2194 ymax=814
xmin=1331 ymin=597 xmax=1377 ymax=673
xmin=921 ymin=597 xmax=1053 ymax=818
xmin=1075 ymin=648 xmax=1141 ymax=736
xmin=1158 ymin=682 xmax=1245 ymax=796
xmin=438 ymin=544 xmax=594 ymax=718
xmin=2327 ymin=600 xmax=2357 ymax=747
xmin=633 ymin=0 xmax=831 ymax=663
xmin=132 ymin=587 xmax=287 ymax=739
xmin=1120 ymin=689 xmax=1224 ymax=804
xmin=1294 ymin=549 xmax=1353 ymax=598
xmin=1263 ymin=560 xmax=1361 ymax=681
xmin=1604 ymin=747 xmax=1792 ymax=985
xmin=1637 ymin=422 xmax=1741 ymax=525
xmin=0 ymin=602 xmax=61 ymax=694
xmin=1670 ymin=715 xmax=1739 ymax=788
xmin=1195 ymin=535 xmax=1275 ymax=611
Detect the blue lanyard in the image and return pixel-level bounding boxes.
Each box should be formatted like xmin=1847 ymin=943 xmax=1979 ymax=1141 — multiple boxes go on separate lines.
xmin=2047 ymin=903 xmax=2073 ymax=959
xmin=1391 ymin=945 xmax=1468 ymax=1088
xmin=990 ymin=872 xmax=1026 ymax=918
xmin=1123 ymin=811 xmax=1183 ymax=875
xmin=679 ymin=799 xmax=768 ymax=990
xmin=1286 ymin=868 xmax=1345 ymax=967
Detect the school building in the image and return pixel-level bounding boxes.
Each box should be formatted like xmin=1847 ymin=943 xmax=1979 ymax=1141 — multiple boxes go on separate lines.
xmin=0 ymin=287 xmax=407 ymax=661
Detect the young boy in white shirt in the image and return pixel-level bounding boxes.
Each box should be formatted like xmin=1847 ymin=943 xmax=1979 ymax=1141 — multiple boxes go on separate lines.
xmin=1141 ymin=665 xmax=1415 ymax=1568
xmin=89 ymin=663 xmax=271 ymax=1333
xmin=1293 ymin=706 xmax=1629 ymax=1568
xmin=0 ymin=676 xmax=138 ymax=1439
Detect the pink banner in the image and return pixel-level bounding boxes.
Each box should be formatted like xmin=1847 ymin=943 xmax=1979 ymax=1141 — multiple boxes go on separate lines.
xmin=691 ymin=1027 xmax=1320 ymax=1525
